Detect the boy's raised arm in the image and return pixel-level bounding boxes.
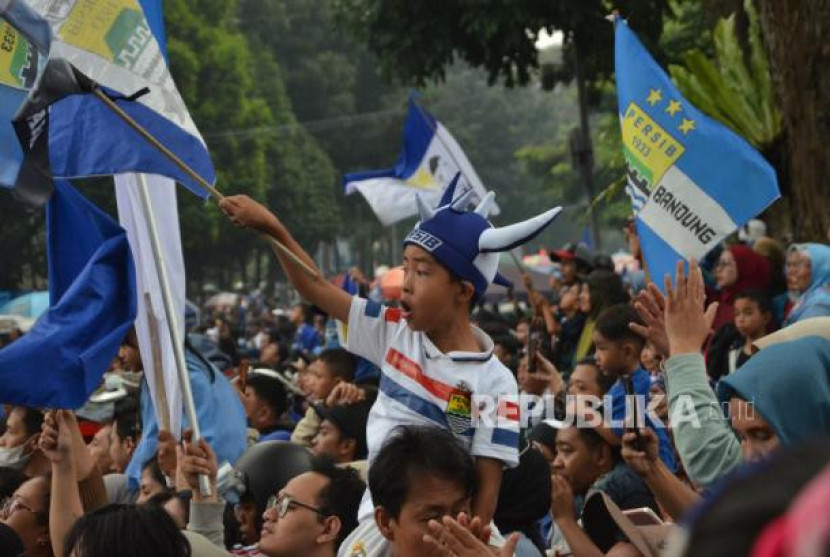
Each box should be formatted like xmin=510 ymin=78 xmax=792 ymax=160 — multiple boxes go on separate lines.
xmin=220 ymin=195 xmax=352 ymax=323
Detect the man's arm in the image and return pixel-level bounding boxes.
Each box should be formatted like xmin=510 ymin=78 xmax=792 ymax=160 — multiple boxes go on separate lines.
xmin=472 ymin=457 xmax=502 ymax=525
xmin=220 ymin=195 xmax=352 ymax=322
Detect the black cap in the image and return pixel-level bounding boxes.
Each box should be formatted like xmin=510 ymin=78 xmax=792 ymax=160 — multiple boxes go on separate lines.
xmin=549 ymin=242 xmax=593 ymax=268
xmin=314 ymin=400 xmax=373 ymax=460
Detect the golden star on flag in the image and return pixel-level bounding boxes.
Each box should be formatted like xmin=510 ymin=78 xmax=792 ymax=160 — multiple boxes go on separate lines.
xmin=665 ymin=100 xmax=682 ymax=117
xmin=646 ymin=88 xmax=662 ymax=106
xmin=679 ymin=118 xmax=696 ymax=135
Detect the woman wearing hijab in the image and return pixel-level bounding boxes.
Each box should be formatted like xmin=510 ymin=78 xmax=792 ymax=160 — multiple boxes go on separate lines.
xmin=710 ymin=244 xmax=773 ymax=334
xmin=784 ymin=243 xmax=830 ymax=325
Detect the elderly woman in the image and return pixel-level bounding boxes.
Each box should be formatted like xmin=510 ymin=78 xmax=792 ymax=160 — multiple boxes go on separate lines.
xmin=784 ymin=243 xmax=830 ymax=325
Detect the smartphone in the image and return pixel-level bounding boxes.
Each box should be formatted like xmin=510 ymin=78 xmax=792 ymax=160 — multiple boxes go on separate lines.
xmin=623 ymin=377 xmax=643 ymax=450
xmin=622 ymin=507 xmax=663 ymax=526
xmin=527 ymin=330 xmax=541 ymax=373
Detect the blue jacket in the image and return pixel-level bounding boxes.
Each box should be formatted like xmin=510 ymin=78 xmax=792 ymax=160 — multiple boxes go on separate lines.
xmin=608 ymin=367 xmax=677 ymax=471
xmin=126 ymin=348 xmax=247 ymax=489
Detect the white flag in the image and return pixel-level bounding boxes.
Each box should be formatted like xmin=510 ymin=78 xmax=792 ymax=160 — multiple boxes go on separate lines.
xmin=115 ymin=173 xmax=184 ymax=435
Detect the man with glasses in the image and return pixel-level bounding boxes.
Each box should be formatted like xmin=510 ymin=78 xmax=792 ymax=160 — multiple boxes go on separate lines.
xmin=258 ymin=457 xmax=365 ymax=557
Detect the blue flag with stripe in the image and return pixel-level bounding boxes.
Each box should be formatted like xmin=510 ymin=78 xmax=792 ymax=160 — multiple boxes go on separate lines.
xmin=614 ymin=18 xmax=780 ymax=285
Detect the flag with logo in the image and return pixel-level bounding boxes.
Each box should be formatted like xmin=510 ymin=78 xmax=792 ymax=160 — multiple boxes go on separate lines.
xmin=1 ymin=0 xmax=215 ymax=205
xmin=344 ymin=97 xmax=499 ymax=225
xmin=614 ymin=17 xmax=779 ymax=284
xmin=0 ymin=0 xmax=52 ymax=204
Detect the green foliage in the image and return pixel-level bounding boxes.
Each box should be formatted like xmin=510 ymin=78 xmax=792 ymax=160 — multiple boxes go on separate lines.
xmin=331 ymin=0 xmax=671 ymax=91
xmin=668 ymin=0 xmax=780 ymax=148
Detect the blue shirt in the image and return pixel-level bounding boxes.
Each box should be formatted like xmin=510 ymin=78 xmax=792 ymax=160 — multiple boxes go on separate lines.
xmin=293 ymin=323 xmax=320 ymax=356
xmin=607 ymin=367 xmax=677 ymax=471
xmin=126 ymin=349 xmax=248 ymax=489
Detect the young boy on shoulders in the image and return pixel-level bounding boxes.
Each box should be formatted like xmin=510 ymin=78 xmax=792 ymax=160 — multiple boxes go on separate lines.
xmin=220 ymin=175 xmax=561 ymax=552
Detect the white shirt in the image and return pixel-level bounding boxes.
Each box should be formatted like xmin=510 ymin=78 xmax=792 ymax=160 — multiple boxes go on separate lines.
xmin=347 ymin=297 xmax=520 ymax=520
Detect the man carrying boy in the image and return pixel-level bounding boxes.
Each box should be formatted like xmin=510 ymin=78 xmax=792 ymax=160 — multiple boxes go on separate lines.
xmin=220 ymin=174 xmax=561 ymax=555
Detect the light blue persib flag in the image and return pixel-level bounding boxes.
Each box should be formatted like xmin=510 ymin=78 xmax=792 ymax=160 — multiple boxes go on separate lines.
xmin=344 ymin=97 xmax=499 ymax=225
xmin=614 ymin=17 xmax=780 ymax=285
xmin=0 ymin=0 xmax=51 ymax=191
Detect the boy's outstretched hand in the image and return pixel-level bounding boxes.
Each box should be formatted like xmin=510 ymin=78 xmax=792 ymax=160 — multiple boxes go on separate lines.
xmin=219 ymin=195 xmax=277 ymax=233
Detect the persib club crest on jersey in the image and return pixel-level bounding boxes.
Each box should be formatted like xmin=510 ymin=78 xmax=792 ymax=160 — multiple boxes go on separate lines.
xmin=446 ymin=382 xmax=473 ymax=435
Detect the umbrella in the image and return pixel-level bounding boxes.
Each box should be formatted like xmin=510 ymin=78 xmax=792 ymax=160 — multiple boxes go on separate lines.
xmin=0 ymin=291 xmax=50 ymax=319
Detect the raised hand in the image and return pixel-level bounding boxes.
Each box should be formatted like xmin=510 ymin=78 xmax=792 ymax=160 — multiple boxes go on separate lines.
xmin=664 ymin=260 xmax=719 ymax=356
xmin=39 ymin=410 xmax=74 ymax=466
xmin=529 ymin=351 xmax=565 ymax=395
xmin=178 ymin=430 xmax=218 ymax=498
xmin=218 ymin=195 xmax=278 ymax=233
xmin=630 ymin=282 xmax=670 ymax=359
xmin=326 ymin=382 xmax=365 ymax=407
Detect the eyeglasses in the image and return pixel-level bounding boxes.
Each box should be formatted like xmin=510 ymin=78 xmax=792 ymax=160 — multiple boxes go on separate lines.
xmin=2 ymin=496 xmax=38 ymax=517
xmin=715 ymin=260 xmax=735 ymax=269
xmin=266 ymin=494 xmax=328 ymax=519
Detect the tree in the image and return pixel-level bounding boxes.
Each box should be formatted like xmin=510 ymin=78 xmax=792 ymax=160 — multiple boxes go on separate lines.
xmin=331 ymin=0 xmax=671 ymax=91
xmin=756 ymin=0 xmax=830 ymax=241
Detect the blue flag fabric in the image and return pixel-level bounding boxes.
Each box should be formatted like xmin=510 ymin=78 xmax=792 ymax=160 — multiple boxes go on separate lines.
xmin=614 ymin=18 xmax=780 ymax=285
xmin=12 ymin=59 xmax=215 ymax=202
xmin=0 ymin=180 xmax=136 ymax=407
xmin=44 ymin=83 xmax=215 ymax=200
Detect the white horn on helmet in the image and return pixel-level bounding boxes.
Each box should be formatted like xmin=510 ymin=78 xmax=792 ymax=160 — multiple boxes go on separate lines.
xmin=478 ymin=207 xmax=563 ymax=253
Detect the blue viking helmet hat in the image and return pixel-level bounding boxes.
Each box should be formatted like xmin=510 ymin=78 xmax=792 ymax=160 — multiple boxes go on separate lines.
xmin=404 ymin=173 xmax=562 ymax=299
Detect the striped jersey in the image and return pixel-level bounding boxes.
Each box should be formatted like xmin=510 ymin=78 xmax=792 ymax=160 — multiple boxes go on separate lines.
xmin=347 ymin=297 xmax=520 ymax=520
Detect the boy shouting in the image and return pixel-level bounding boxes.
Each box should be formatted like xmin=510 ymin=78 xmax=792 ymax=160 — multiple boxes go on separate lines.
xmin=221 ymin=175 xmax=560 ymax=554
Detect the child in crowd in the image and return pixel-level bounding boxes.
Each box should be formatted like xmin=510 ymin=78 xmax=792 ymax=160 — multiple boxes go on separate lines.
xmin=592 ymin=304 xmax=677 ymax=471
xmin=707 ymin=289 xmax=774 ymax=382
xmin=291 ymin=349 xmax=356 ymax=446
xmin=220 ymin=174 xmax=561 ymax=555
xmin=730 ymin=289 xmax=773 ymax=371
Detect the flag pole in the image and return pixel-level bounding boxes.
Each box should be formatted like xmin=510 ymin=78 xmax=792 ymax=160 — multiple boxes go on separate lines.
xmin=144 ymin=293 xmax=171 ymax=433
xmin=135 ymin=173 xmax=212 ymax=497
xmin=92 ymin=89 xmax=320 ymax=281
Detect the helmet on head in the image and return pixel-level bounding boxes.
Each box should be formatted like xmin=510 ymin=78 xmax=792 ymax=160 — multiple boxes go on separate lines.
xmin=404 ymin=173 xmax=562 ymax=300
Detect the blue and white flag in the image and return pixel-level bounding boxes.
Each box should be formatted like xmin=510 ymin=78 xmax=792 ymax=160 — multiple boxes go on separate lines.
xmin=0 ymin=179 xmax=136 ymax=408
xmin=1 ymin=0 xmax=215 ymax=204
xmin=614 ymin=17 xmax=780 ymax=284
xmin=344 ymin=98 xmax=499 ymax=225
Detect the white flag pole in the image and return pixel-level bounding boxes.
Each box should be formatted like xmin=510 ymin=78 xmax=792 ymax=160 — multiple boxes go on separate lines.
xmin=135 ymin=173 xmax=212 ymax=496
